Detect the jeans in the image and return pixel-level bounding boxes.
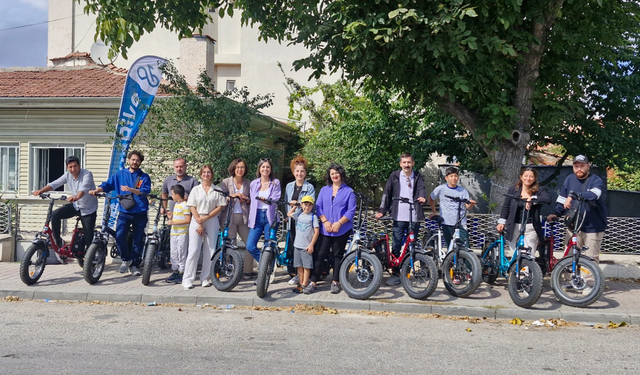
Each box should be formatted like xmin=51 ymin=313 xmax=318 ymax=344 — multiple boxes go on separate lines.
xmin=391 ymin=221 xmax=420 ymax=275
xmin=246 ymin=210 xmax=275 ymax=262
xmin=51 ymin=204 xmax=96 ymax=250
xmin=116 ymin=211 xmax=148 ymax=267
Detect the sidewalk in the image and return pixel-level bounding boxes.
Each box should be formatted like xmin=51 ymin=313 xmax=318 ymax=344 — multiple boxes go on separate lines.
xmin=1 ymin=253 xmax=639 ymax=325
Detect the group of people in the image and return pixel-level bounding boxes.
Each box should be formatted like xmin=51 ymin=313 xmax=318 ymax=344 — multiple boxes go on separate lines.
xmin=32 ymin=150 xmax=608 ymax=294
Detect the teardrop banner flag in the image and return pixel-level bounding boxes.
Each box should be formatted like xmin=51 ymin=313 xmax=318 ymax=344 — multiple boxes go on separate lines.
xmin=106 ymin=55 xmax=166 ymax=227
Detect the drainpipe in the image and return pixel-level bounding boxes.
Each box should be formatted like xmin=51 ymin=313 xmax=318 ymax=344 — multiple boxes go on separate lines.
xmin=71 ymin=0 xmax=75 ymax=53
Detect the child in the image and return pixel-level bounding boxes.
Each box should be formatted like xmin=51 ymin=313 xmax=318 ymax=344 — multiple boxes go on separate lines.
xmin=166 ymin=184 xmax=191 ymax=283
xmin=287 ymin=195 xmax=319 ymax=293
xmin=428 ymin=166 xmax=476 ymax=248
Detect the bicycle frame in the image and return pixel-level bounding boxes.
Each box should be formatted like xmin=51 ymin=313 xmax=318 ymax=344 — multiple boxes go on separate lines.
xmin=213 ymin=188 xmax=240 ymax=259
xmin=33 ymin=194 xmax=84 ymax=259
xmin=422 ymin=215 xmax=446 ymax=265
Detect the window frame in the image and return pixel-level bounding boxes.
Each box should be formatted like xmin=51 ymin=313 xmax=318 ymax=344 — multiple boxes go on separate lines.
xmin=0 ymin=143 xmax=20 ymax=193
xmin=29 ymin=143 xmax=85 ymax=193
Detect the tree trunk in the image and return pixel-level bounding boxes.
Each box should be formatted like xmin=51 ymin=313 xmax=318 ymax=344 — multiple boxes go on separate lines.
xmin=488 ymin=140 xmax=527 ymax=214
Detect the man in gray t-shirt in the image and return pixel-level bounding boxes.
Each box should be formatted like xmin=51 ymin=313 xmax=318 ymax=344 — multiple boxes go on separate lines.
xmin=32 ymin=156 xmax=98 ymax=254
xmin=161 ymin=157 xmax=199 ymax=214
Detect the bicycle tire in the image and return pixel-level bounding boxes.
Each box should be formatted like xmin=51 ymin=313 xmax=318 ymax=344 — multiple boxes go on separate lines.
xmin=441 ymin=249 xmax=482 ymax=297
xmin=77 ymin=257 xmax=84 ymax=268
xmin=481 ymin=243 xmax=499 ymax=284
xmin=550 ymin=256 xmax=605 ymax=307
xmin=83 ymin=242 xmax=106 ymax=285
xmin=339 ymin=251 xmax=383 ymax=300
xmin=400 ymin=253 xmax=438 ymax=300
xmin=256 ymin=249 xmax=274 ymax=298
xmin=158 ymin=229 xmax=171 ymax=269
xmin=507 ymin=258 xmax=544 ymax=308
xmin=421 ymin=233 xmax=439 ymax=268
xmin=20 ymin=244 xmax=47 ymax=285
xmin=141 ymin=243 xmax=156 ymax=285
xmin=212 ymin=248 xmax=244 ymax=292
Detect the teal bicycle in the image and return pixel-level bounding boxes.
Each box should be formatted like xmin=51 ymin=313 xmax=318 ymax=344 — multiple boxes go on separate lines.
xmin=480 ymin=194 xmax=544 ymax=308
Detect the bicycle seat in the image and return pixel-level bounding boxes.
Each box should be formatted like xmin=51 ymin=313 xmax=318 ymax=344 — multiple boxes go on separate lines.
xmin=429 ymin=215 xmax=444 ymax=224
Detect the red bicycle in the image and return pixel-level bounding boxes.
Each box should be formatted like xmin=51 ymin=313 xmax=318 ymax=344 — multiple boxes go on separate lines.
xmin=20 ymin=193 xmax=86 ymax=285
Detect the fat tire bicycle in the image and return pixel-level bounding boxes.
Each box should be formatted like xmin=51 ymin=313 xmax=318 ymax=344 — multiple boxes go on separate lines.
xmin=83 ymin=193 xmax=118 ymax=284
xmin=480 ymin=194 xmax=544 ymax=308
xmin=20 ymin=193 xmax=87 ymax=285
xmin=438 ymin=195 xmax=482 ymax=298
xmin=141 ymin=194 xmax=172 ymax=285
xmin=546 ymin=192 xmax=605 ymax=307
xmin=254 ymin=198 xmax=291 ymax=298
xmin=209 ymin=187 xmax=244 ymax=291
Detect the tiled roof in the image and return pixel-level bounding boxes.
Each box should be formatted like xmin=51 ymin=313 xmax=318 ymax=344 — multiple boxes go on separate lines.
xmin=0 ymin=65 xmax=128 ymax=98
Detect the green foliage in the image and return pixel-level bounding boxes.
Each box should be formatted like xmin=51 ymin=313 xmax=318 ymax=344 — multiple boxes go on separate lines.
xmin=127 ymin=61 xmax=280 ymax=185
xmin=285 ymin=77 xmax=448 ymax=194
xmin=609 ymin=169 xmax=640 ymax=192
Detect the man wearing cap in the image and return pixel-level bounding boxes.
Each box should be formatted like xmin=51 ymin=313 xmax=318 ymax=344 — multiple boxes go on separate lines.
xmin=375 ymin=153 xmax=428 ymax=286
xmin=549 ymin=155 xmax=608 ymax=263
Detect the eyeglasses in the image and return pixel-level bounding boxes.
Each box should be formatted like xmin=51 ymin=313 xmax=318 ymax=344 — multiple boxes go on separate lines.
xmin=260 ymin=158 xmax=271 ymax=163
xmin=406 ymin=176 xmax=412 ymax=189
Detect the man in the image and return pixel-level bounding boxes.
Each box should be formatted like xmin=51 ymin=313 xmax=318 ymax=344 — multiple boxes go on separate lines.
xmin=160 ymin=157 xmax=199 ymax=214
xmin=32 ymin=155 xmax=98 ymax=263
xmin=548 ymin=155 xmax=608 ymax=263
xmin=90 ymin=151 xmax=151 ymax=276
xmin=375 ymin=153 xmax=427 ymax=286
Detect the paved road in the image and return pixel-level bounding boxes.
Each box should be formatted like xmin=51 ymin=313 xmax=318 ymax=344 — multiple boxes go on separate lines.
xmin=0 ymin=300 xmax=638 ymax=374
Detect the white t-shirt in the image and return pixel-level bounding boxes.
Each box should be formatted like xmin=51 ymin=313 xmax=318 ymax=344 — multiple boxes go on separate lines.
xmin=430 ymin=184 xmax=470 ymax=228
xmin=186 ymin=185 xmax=227 ymax=215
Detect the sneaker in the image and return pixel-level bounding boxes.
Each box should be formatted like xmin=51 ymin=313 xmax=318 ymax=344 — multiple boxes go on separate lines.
xmin=166 ymin=271 xmax=179 ymax=283
xmin=303 ymin=282 xmax=316 ymax=294
xmin=183 ymin=284 xmax=194 ymax=290
xmin=243 ymin=273 xmax=253 ymax=281
xmin=292 ymin=284 xmax=303 ymax=293
xmin=175 ymin=272 xmax=183 ymax=284
xmin=129 ymin=265 xmax=141 ymax=276
xmin=385 ymin=275 xmax=401 ymax=286
xmin=288 ymin=275 xmax=300 ymax=285
xmin=331 ymin=282 xmax=341 ymax=294
xmin=452 ymin=276 xmax=461 ymax=285
xmin=202 ymin=279 xmax=212 ymax=288
xmin=119 ymin=261 xmax=130 ymax=273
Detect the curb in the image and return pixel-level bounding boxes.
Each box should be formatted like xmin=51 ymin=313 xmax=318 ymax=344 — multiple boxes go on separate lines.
xmin=2 ymin=288 xmax=637 ymax=326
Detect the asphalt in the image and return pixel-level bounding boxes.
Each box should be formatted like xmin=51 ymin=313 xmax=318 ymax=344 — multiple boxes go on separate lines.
xmin=1 ymin=253 xmax=639 ymax=325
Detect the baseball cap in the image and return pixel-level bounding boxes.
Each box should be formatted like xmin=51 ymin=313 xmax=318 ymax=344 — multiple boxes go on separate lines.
xmin=301 ymin=196 xmax=315 ymax=204
xmin=573 ymin=155 xmax=589 ymax=164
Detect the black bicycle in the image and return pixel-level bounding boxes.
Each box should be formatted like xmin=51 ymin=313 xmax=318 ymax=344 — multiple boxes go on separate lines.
xmin=83 ymin=193 xmax=117 ymax=284
xmin=141 ymin=195 xmax=171 ymax=285
xmin=210 ymin=187 xmax=244 ymax=291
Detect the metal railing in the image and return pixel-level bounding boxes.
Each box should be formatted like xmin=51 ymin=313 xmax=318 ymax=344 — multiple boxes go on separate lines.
xmin=0 ymin=202 xmax=10 ymax=234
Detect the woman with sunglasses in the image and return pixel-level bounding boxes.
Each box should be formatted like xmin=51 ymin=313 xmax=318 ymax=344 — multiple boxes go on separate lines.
xmin=496 ymin=167 xmax=551 ymax=253
xmin=246 ymin=158 xmax=281 ymax=263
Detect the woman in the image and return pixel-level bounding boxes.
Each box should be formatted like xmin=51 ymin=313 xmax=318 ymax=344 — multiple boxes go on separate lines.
xmin=305 ymin=163 xmax=356 ymax=295
xmin=496 ymin=167 xmax=551 ymax=254
xmin=285 ymin=155 xmax=316 ymax=285
xmin=182 ymin=165 xmax=227 ymax=290
xmin=246 ymin=158 xmax=281 ymax=263
xmin=219 ymin=158 xmax=255 ymax=278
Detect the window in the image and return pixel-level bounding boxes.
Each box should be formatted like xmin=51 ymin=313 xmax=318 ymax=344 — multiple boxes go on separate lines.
xmin=0 ymin=143 xmax=19 ymax=192
xmin=226 ymin=80 xmax=236 ymax=91
xmin=30 ymin=144 xmax=84 ymax=192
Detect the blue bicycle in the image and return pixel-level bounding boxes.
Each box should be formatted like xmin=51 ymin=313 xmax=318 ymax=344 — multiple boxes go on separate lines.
xmin=481 ymin=194 xmax=544 ymax=308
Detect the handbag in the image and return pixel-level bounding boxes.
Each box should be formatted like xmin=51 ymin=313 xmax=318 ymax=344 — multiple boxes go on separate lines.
xmin=119 ymin=194 xmax=137 ymax=210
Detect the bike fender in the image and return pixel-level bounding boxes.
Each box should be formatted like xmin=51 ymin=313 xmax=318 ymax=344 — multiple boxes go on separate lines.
xmin=338 ymin=248 xmax=376 ymax=268
xmin=31 ymin=239 xmax=47 ymax=248
xmin=557 ymin=254 xmax=597 ymax=263
xmin=520 ymin=253 xmax=536 ymax=262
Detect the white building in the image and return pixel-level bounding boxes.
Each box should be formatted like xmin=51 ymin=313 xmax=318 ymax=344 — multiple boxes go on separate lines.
xmin=47 ymin=0 xmax=337 ymax=121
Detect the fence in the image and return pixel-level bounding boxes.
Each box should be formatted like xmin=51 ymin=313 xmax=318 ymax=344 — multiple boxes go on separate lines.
xmin=0 ymin=202 xmax=10 ymax=234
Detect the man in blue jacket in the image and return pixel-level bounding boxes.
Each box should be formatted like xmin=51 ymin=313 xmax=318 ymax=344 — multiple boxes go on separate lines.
xmin=90 ymin=151 xmax=151 ymax=275
xmin=549 ymin=155 xmax=608 ymax=263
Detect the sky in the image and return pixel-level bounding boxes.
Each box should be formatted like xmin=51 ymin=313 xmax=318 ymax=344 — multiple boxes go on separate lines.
xmin=0 ymin=0 xmax=48 ymax=68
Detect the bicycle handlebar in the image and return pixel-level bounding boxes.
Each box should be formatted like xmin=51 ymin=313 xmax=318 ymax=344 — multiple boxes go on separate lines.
xmin=445 ymin=195 xmax=470 ymax=204
xmin=256 ymin=197 xmax=288 ymax=206
xmin=39 ymin=193 xmax=67 ymax=201
xmin=503 ymin=193 xmax=542 ymax=204
xmin=393 ymin=196 xmax=418 ymax=206
xmin=354 ymin=191 xmax=373 ymax=204
xmin=568 ymin=190 xmax=589 ymax=201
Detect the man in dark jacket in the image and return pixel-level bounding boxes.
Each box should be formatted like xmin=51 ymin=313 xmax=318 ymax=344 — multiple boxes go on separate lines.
xmin=375 ymin=153 xmax=427 ymax=285
xmin=548 ymin=155 xmax=608 ymax=263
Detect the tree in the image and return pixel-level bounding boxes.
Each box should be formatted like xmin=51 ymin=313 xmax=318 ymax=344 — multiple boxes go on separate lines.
xmin=284 ymin=76 xmax=438 ymax=195
xmin=80 ymin=0 xmax=640 ymax=209
xmin=122 ymin=61 xmax=280 ymax=186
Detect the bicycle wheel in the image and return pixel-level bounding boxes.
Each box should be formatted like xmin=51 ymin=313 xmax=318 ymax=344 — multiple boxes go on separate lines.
xmin=83 ymin=242 xmax=106 ymax=285
xmin=421 ymin=233 xmax=438 ymax=266
xmin=339 ymin=251 xmax=383 ymax=300
xmin=141 ymin=243 xmax=156 ymax=285
xmin=507 ymin=258 xmax=543 ymax=308
xmin=256 ymin=249 xmax=274 ymax=298
xmin=441 ymin=249 xmax=482 ymax=297
xmin=400 ymin=253 xmax=438 ymax=300
xmin=212 ymin=248 xmax=244 ymax=292
xmin=77 ymin=257 xmax=84 ymax=268
xmin=20 ymin=244 xmax=47 ymax=285
xmin=480 ymin=244 xmax=499 ymax=284
xmin=550 ymin=256 xmax=605 ymax=307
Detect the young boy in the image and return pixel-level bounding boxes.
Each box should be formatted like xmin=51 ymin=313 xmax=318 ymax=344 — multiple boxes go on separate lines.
xmin=428 ymin=166 xmax=476 ymax=248
xmin=166 ymin=185 xmax=191 ymax=283
xmin=287 ymin=195 xmax=320 ymax=293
